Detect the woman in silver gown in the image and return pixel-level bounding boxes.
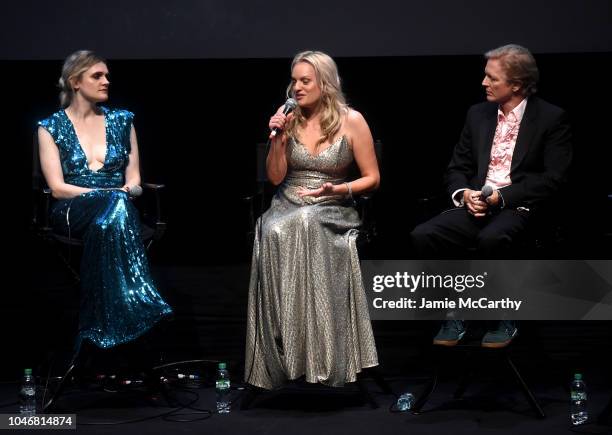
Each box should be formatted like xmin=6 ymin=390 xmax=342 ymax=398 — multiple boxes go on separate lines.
xmin=245 ymin=51 xmax=380 ymax=390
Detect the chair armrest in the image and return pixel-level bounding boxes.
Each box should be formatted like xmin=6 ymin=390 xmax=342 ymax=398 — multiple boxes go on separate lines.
xmin=143 ymin=182 xmax=165 ymax=190
xmin=140 ymin=182 xmax=166 ymax=240
xmin=243 ymin=191 xmax=267 ymax=235
xmin=31 ymin=186 xmax=52 ymax=232
xmin=353 ymin=194 xmax=378 ymax=247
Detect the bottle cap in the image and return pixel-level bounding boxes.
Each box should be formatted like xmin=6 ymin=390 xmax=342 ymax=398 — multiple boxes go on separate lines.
xmin=574 ymin=373 xmax=582 ymax=380
xmin=218 ymin=362 xmax=227 ymax=369
xmin=24 ymin=368 xmax=32 ymax=375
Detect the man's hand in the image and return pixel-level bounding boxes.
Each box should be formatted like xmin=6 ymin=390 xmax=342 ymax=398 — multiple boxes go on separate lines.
xmin=486 ymin=189 xmax=500 ymax=207
xmin=463 ymin=189 xmax=488 ymax=218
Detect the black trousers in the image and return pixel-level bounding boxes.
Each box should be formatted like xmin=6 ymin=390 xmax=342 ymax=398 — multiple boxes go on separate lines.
xmin=411 ymin=207 xmax=530 ymax=258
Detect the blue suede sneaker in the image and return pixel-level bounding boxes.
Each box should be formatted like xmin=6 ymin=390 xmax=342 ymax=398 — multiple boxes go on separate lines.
xmin=481 ymin=320 xmax=518 ymax=348
xmin=433 ymin=320 xmax=466 ymax=346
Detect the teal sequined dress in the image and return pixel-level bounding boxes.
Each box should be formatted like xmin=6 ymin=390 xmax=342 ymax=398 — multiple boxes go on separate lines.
xmin=38 ymin=107 xmax=172 ymax=350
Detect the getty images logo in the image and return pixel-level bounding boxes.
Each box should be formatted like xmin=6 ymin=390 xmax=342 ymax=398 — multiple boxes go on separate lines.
xmin=372 ymin=272 xmax=488 ymax=293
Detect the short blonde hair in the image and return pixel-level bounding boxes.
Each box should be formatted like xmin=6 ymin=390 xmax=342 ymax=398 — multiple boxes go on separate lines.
xmin=58 ymin=50 xmax=106 ymax=107
xmin=285 ymin=50 xmax=348 ymax=146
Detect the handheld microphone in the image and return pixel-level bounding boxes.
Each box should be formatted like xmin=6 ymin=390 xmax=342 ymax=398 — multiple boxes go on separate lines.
xmin=479 ymin=185 xmax=494 ymax=202
xmin=128 ymin=185 xmax=143 ymax=197
xmin=270 ymin=98 xmax=298 ymax=138
xmin=95 ymin=185 xmax=143 ymax=197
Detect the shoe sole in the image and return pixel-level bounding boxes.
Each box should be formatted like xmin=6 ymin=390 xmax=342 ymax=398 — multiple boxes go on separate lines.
xmin=433 ymin=330 xmax=466 ymax=347
xmin=481 ymin=329 xmax=517 ymax=349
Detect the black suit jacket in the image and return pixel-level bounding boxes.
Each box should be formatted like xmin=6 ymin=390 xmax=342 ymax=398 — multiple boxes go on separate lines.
xmin=445 ymin=96 xmax=573 ymax=210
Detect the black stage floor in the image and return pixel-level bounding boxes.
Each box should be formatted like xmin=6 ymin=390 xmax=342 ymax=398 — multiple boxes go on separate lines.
xmin=10 ymin=262 xmax=612 ymax=434
xmin=1 ymin=375 xmax=611 ymax=434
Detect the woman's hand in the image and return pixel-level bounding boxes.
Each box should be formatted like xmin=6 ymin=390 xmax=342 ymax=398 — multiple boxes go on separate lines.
xmin=266 ymin=106 xmax=294 ymax=185
xmin=268 ymin=108 xmax=294 ymax=140
xmin=297 ymin=182 xmax=335 ymax=198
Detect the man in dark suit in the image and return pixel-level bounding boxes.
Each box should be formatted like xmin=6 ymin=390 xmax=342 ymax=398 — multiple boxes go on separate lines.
xmin=411 ymin=44 xmax=572 ymax=347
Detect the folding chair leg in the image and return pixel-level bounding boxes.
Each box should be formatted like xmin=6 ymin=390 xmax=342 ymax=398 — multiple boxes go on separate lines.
xmin=54 ymin=248 xmax=80 ymax=283
xmin=453 ymin=372 xmax=472 ymax=400
xmin=357 ymin=377 xmax=379 ymax=409
xmin=240 ymin=385 xmax=262 ymax=410
xmin=453 ymin=351 xmax=475 ymax=400
xmin=42 ymin=362 xmax=76 ymax=412
xmin=364 ymin=367 xmax=393 ymax=395
xmin=506 ymin=354 xmax=545 ymax=419
xmin=412 ymin=354 xmax=440 ymax=414
xmin=598 ymin=395 xmax=612 ymax=425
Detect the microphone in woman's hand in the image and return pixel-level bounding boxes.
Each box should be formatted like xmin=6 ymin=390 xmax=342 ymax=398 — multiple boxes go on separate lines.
xmin=270 ymin=98 xmax=298 ymax=137
xmin=97 ymin=186 xmax=142 ymax=196
xmin=128 ymin=185 xmax=143 ymax=197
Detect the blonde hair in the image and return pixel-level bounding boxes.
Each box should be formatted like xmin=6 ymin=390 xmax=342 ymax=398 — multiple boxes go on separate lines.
xmin=58 ymin=50 xmax=106 ymax=108
xmin=285 ymin=51 xmax=348 ymax=146
xmin=485 ymin=44 xmax=539 ymax=97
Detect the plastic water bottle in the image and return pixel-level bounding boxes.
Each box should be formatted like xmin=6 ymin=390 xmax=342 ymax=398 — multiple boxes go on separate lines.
xmin=215 ymin=362 xmax=231 ymax=414
xmin=19 ymin=368 xmax=36 ymax=416
xmin=396 ymin=392 xmax=415 ymax=411
xmin=570 ymin=373 xmax=588 ymax=426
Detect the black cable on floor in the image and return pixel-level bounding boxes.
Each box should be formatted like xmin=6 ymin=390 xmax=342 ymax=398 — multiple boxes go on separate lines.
xmin=161 ymin=386 xmax=213 ymax=423
xmin=77 ymin=387 xmax=202 ymax=426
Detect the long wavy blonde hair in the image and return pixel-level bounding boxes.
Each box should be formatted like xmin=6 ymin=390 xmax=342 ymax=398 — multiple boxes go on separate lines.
xmin=285 ymin=51 xmax=348 ymax=146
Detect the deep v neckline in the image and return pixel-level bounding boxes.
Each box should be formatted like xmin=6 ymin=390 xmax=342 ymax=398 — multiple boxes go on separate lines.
xmin=62 ymin=108 xmax=109 ymax=172
xmin=296 ymin=135 xmax=346 ymax=158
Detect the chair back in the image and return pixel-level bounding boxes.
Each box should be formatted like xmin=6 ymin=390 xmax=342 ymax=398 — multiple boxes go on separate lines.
xmin=32 ymin=130 xmax=45 ymax=190
xmin=354 ymin=140 xmax=383 ymax=251
xmin=31 ymin=130 xmax=53 ymax=233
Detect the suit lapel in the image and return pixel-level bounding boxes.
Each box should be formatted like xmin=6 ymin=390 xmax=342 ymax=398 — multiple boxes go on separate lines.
xmin=511 ymin=97 xmax=538 ymax=172
xmin=477 ymin=105 xmax=497 ymax=185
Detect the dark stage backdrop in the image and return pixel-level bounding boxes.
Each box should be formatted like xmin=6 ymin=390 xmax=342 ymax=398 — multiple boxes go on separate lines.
xmin=1 ymin=0 xmax=611 ymax=59
xmin=4 ymin=53 xmax=611 ymax=268
xmin=2 ymin=53 xmax=610 ymax=377
xmin=2 ymin=0 xmax=611 ymax=382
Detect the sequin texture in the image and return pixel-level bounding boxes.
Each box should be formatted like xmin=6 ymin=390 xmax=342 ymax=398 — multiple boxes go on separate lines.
xmin=245 ymin=135 xmax=379 ymax=390
xmin=38 ymin=107 xmax=172 ymax=350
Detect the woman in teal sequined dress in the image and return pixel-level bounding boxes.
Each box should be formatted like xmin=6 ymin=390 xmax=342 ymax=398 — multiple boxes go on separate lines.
xmin=38 ymin=51 xmax=172 ymax=352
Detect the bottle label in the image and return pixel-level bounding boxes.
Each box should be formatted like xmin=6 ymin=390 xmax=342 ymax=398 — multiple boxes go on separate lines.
xmin=571 ymin=392 xmax=587 ymax=401
xmin=216 ymin=380 xmax=230 ymax=389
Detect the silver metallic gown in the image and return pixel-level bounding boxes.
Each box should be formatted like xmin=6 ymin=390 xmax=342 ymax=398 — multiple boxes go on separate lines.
xmin=245 ymin=135 xmax=378 ymax=390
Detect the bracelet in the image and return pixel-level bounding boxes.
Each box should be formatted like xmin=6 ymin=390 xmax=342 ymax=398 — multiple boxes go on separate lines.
xmin=344 ymin=182 xmax=353 ymax=201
